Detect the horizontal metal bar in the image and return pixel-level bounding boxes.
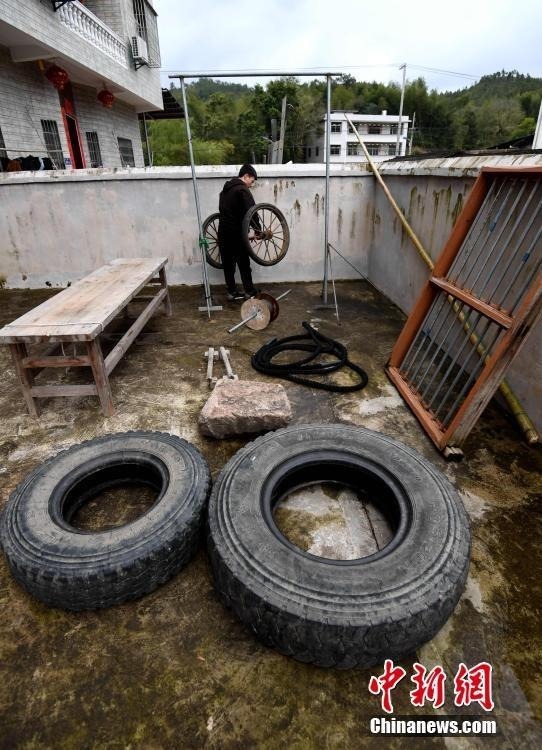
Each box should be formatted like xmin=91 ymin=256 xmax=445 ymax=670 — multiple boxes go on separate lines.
xmin=169 ymin=71 xmax=343 ymax=79
xmin=430 ymin=278 xmax=513 ymax=328
xmin=228 ymin=311 xmax=258 ymax=334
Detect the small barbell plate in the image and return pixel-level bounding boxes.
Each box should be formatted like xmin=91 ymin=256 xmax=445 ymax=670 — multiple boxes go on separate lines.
xmin=240 ymin=298 xmax=272 ymax=331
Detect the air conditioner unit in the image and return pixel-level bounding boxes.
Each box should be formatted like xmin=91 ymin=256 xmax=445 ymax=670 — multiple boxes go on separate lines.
xmin=131 ymin=35 xmax=149 ymax=65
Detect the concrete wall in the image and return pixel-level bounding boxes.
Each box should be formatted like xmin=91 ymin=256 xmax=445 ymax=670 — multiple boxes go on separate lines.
xmin=0 ymin=164 xmax=374 ymax=289
xmin=0 ymin=154 xmax=540 ymax=434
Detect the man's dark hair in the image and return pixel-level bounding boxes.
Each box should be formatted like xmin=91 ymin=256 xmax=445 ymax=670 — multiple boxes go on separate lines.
xmin=239 ymin=163 xmax=257 ymax=179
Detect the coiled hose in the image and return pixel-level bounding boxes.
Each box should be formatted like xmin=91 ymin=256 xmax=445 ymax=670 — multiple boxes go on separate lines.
xmin=251 ymin=321 xmax=369 ymax=392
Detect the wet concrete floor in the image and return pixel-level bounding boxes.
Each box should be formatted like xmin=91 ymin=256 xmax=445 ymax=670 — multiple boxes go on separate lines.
xmin=0 ymin=280 xmax=540 ymax=749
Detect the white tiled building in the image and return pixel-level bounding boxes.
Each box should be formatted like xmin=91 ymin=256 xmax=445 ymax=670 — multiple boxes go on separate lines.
xmin=0 ymin=1 xmax=163 ymax=170
xmin=305 ymin=110 xmax=410 ymax=164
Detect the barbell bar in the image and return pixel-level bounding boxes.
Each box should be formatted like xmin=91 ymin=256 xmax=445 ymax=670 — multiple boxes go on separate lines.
xmin=227 ymin=290 xmax=292 ymax=334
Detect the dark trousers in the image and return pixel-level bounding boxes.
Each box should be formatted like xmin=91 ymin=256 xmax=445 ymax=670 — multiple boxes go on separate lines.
xmin=219 ymin=234 xmax=255 ymax=294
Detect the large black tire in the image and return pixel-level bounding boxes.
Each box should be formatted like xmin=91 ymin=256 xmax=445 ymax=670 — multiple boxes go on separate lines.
xmin=0 ymin=432 xmax=211 ymax=611
xmin=207 ymin=424 xmax=470 ymax=668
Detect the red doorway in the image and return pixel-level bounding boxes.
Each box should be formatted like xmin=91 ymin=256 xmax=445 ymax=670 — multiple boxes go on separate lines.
xmin=59 ymin=83 xmax=86 ymax=169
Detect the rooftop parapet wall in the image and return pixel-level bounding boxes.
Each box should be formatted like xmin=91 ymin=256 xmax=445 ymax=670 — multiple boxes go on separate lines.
xmin=0 ymin=164 xmax=375 ymax=290
xmin=0 ymin=155 xmax=540 ymax=432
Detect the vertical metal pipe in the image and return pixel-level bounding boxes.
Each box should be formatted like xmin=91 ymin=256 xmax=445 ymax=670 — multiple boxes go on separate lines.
xmin=180 ymin=76 xmax=213 ymax=317
xmin=396 ymin=64 xmax=406 ymax=154
xmin=323 ymin=75 xmax=331 ymax=305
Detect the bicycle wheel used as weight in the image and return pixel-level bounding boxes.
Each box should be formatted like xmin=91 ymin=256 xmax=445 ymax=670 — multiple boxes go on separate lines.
xmin=242 ymin=204 xmax=290 ymax=266
xmin=202 ymin=212 xmax=223 ymax=269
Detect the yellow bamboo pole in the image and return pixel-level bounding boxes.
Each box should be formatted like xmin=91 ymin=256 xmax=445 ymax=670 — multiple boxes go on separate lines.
xmin=345 ymin=115 xmax=539 ymax=444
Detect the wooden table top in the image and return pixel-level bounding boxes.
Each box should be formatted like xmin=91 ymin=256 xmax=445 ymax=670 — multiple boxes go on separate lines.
xmin=0 ymin=258 xmax=168 ymax=343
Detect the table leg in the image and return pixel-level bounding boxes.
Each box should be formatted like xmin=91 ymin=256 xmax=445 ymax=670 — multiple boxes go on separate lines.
xmin=9 ymin=343 xmax=40 ymax=417
xmin=159 ymin=266 xmax=172 ymax=317
xmin=87 ymin=338 xmax=115 ymax=416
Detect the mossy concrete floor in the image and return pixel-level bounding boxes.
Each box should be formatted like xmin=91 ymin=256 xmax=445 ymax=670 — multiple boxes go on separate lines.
xmin=0 ymin=281 xmax=540 ymax=749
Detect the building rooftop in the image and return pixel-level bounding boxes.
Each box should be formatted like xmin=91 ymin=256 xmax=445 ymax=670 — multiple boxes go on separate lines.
xmin=0 ymin=280 xmax=540 ymax=747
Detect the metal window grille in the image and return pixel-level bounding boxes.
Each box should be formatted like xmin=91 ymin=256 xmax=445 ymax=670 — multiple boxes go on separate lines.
xmin=387 ymin=168 xmax=542 ymax=452
xmin=86 ymin=131 xmax=103 ymax=167
xmin=41 ymin=120 xmax=64 ymax=169
xmin=366 ymin=143 xmax=380 ymax=155
xmin=331 ymin=122 xmax=342 ymax=133
xmin=132 ymin=0 xmax=161 ymax=67
xmin=347 ymin=142 xmax=361 ymax=156
xmin=118 ymin=137 xmax=135 ymax=167
xmin=388 ymin=144 xmax=397 ymax=156
xmin=0 ymin=126 xmax=7 ymax=159
xmin=390 ymin=124 xmax=398 ymax=135
xmin=368 ymin=124 xmax=381 ymax=134
xmin=330 ymin=144 xmax=341 ymax=155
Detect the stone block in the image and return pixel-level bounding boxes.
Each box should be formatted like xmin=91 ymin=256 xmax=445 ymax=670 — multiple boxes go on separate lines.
xmin=198 ymin=377 xmax=292 ymax=439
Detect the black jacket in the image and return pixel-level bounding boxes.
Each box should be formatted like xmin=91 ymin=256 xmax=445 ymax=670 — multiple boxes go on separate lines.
xmin=218 ymin=178 xmax=257 ymax=239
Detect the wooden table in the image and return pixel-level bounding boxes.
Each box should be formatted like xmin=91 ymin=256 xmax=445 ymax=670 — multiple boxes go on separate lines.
xmin=0 ymin=258 xmax=171 ymax=417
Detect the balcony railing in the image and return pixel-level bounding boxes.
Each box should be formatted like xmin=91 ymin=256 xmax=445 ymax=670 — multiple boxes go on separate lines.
xmin=57 ymin=1 xmax=128 ymax=67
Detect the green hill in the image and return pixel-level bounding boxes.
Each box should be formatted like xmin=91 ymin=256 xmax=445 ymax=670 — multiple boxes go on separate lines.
xmin=152 ymin=70 xmax=542 ymax=165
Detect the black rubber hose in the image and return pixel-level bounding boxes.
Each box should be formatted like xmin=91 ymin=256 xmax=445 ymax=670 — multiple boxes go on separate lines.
xmin=251 ymin=322 xmax=369 ymax=392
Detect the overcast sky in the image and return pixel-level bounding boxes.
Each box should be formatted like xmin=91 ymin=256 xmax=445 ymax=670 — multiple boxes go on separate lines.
xmin=155 ymin=0 xmax=541 ymax=93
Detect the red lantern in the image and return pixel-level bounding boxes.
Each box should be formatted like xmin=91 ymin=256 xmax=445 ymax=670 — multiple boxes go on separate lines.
xmin=45 ymin=64 xmax=69 ymax=91
xmin=97 ymin=89 xmax=115 ymax=108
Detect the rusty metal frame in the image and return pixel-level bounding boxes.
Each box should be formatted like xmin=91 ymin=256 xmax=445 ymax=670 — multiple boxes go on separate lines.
xmin=387 ymin=167 xmax=542 ymax=452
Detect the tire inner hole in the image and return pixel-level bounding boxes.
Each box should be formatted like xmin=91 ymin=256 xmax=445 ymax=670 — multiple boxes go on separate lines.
xmin=272 ymin=467 xmax=397 ymax=561
xmin=62 ymin=462 xmax=163 ymax=532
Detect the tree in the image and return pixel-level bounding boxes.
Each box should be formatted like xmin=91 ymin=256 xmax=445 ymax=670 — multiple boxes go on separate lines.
xmin=148 ymin=120 xmax=234 ymax=166
xmin=511 ymin=117 xmax=537 ymax=138
xmin=151 ymin=70 xmax=542 ymax=162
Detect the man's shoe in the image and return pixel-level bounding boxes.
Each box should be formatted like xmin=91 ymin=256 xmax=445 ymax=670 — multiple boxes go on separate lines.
xmin=244 ymin=288 xmax=260 ymax=299
xmin=227 ymin=290 xmax=245 ymax=302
